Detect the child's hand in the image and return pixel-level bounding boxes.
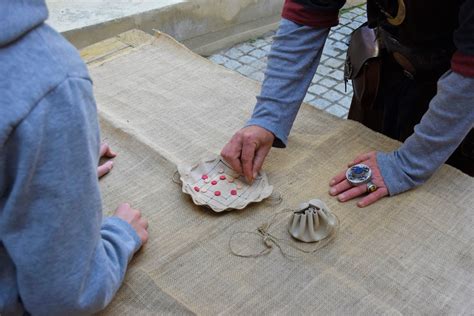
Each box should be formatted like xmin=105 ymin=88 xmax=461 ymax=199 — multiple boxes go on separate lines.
xmin=97 ymin=143 xmax=117 ymax=178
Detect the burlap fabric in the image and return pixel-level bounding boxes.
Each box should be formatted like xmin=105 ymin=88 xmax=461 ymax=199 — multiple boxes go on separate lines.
xmin=81 ymin=30 xmax=474 ymax=315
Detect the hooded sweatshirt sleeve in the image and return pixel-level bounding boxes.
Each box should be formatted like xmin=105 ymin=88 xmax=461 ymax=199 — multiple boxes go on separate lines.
xmin=1 ymin=77 xmax=142 ymax=315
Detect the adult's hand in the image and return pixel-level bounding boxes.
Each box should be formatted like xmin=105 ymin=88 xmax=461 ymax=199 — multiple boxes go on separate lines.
xmin=97 ymin=143 xmax=117 ymax=178
xmin=221 ymin=126 xmax=274 ymax=182
xmin=114 ymin=203 xmax=149 ymax=245
xmin=329 ymin=151 xmax=389 ymax=207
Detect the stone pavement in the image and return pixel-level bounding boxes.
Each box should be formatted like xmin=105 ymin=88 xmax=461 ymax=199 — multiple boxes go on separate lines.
xmin=208 ymin=5 xmax=367 ymax=119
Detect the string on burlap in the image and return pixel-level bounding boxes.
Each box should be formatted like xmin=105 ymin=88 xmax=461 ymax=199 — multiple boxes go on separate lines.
xmin=229 ymin=209 xmax=339 ymax=259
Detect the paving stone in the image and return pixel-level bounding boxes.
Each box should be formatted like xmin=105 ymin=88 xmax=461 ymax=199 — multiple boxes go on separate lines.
xmin=237 ymin=65 xmax=257 ymax=76
xmin=337 ymin=26 xmax=353 ymax=35
xmin=325 ymin=38 xmax=335 ymax=47
xmin=316 ymin=65 xmax=333 ymax=75
xmin=332 ymin=41 xmax=348 ymax=52
xmin=261 ymin=44 xmax=272 ymax=53
xmin=238 ymin=55 xmax=257 ymax=64
xmin=249 ymin=49 xmax=267 ymax=59
xmin=250 ymin=59 xmax=267 ymax=70
xmin=354 ymin=15 xmax=367 ymax=23
xmin=325 ymin=104 xmax=348 ymax=117
xmin=308 ymin=98 xmax=332 ymax=110
xmin=311 ymin=74 xmax=323 ymax=83
xmin=249 ymin=71 xmax=265 ymax=82
xmin=319 ymin=77 xmax=338 ymax=88
xmin=334 ymin=82 xmax=348 ymax=94
xmin=323 ymin=89 xmax=344 ymax=102
xmin=329 ymin=32 xmax=346 ymax=41
xmin=352 ymin=7 xmax=366 ymax=15
xmin=322 ymin=47 xmax=342 ymax=58
xmin=237 ymin=43 xmax=254 ymax=54
xmin=308 ymin=84 xmax=328 ymax=95
xmin=224 ymin=47 xmax=243 ymax=59
xmin=327 ymin=69 xmax=344 ymax=80
xmin=348 ymin=21 xmax=363 ymax=30
xmin=338 ymin=17 xmax=351 ymax=25
xmin=253 ymin=39 xmax=267 ymax=48
xmin=223 ymin=59 xmax=242 ymax=70
xmin=208 ymin=54 xmax=229 ymax=65
xmin=324 ymin=57 xmax=345 ymax=68
xmin=303 ymin=93 xmax=316 ymax=103
xmin=339 ymin=96 xmax=352 ymax=109
xmin=342 ymin=12 xmax=357 ymax=19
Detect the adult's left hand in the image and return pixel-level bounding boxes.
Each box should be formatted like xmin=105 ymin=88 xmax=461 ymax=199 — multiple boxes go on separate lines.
xmin=329 ymin=151 xmax=389 ymax=207
xmin=97 ymin=143 xmax=117 ymax=178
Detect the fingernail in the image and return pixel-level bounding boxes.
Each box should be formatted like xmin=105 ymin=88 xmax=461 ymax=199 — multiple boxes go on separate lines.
xmin=329 ymin=188 xmax=336 ymax=195
xmin=253 ymin=172 xmax=258 ymax=179
xmin=330 ymin=179 xmax=335 ymax=185
xmin=338 ymin=194 xmax=345 ymax=201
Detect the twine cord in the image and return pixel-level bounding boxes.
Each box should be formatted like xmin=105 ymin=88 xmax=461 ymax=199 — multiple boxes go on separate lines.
xmin=229 ymin=209 xmax=339 ymax=259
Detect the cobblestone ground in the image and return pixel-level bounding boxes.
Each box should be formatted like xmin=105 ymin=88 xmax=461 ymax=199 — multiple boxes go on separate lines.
xmin=208 ymin=5 xmax=367 ymax=119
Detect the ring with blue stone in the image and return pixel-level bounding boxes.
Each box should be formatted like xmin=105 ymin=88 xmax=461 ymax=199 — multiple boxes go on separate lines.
xmin=346 ymin=164 xmax=378 ymax=193
xmin=345 ymin=163 xmax=372 ymax=186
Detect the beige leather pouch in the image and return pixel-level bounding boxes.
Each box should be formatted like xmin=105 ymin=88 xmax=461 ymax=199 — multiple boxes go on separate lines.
xmin=288 ymin=199 xmax=337 ymax=243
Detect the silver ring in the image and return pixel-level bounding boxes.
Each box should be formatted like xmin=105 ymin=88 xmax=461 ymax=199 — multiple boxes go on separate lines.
xmin=366 ymin=181 xmax=377 ymax=193
xmin=346 ymin=163 xmax=372 ymax=186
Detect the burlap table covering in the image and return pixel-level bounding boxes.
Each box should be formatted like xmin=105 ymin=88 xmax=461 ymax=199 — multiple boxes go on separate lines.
xmin=81 ymin=30 xmax=474 ymax=315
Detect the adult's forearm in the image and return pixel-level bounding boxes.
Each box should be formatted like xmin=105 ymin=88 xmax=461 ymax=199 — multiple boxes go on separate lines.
xmin=378 ymin=71 xmax=474 ymax=195
xmin=246 ymin=18 xmax=330 ymax=147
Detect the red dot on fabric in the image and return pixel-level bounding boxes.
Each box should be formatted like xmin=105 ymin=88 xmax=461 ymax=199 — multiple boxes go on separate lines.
xmin=220 ymin=175 xmax=226 ymax=180
xmin=230 ymin=189 xmax=237 ymax=195
xmin=214 ymin=191 xmax=221 ymax=196
xmin=194 ymin=186 xmax=200 ymax=192
xmin=211 ymin=180 xmax=218 ymax=185
xmin=201 ymin=174 xmax=208 ymax=180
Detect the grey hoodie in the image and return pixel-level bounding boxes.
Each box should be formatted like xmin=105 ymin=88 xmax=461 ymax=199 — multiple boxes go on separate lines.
xmin=0 ymin=1 xmax=141 ymax=315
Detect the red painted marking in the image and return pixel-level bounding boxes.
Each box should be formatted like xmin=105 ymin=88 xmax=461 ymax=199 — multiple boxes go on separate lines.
xmin=194 ymin=186 xmax=200 ymax=192
xmin=230 ymin=189 xmax=237 ymax=196
xmin=201 ymin=174 xmax=208 ymax=180
xmin=211 ymin=180 xmax=218 ymax=185
xmin=219 ymin=175 xmax=226 ymax=180
xmin=214 ymin=191 xmax=221 ymax=196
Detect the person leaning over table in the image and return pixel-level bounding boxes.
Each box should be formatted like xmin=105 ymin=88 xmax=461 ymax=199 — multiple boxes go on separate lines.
xmin=0 ymin=0 xmax=149 ymax=314
xmin=221 ymin=0 xmax=474 ymax=207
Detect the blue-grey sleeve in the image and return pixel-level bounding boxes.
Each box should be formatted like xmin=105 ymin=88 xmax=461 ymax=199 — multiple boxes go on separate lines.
xmin=377 ymin=71 xmax=474 ymax=195
xmin=246 ymin=18 xmax=330 ymax=147
xmin=1 ymin=77 xmax=141 ymax=315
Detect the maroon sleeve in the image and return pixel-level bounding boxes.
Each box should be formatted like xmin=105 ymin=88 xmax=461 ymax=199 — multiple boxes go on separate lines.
xmin=451 ymin=51 xmax=474 ymax=77
xmin=281 ymin=0 xmax=342 ymax=28
xmin=451 ymin=0 xmax=474 ymax=77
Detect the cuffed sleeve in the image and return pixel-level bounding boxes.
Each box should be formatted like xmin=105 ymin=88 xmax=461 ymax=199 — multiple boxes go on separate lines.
xmin=246 ymin=18 xmax=330 ymax=147
xmin=377 ymin=71 xmax=474 ymax=195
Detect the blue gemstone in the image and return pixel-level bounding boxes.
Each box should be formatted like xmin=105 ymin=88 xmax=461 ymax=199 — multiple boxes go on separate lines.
xmin=353 ymin=166 xmax=364 ymax=174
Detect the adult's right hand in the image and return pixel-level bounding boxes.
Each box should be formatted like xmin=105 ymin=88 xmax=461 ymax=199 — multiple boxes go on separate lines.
xmin=221 ymin=126 xmax=274 ymax=182
xmin=114 ymin=203 xmax=149 ymax=245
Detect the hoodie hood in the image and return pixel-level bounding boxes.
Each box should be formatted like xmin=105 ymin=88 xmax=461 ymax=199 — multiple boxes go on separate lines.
xmin=0 ymin=0 xmax=48 ymax=47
